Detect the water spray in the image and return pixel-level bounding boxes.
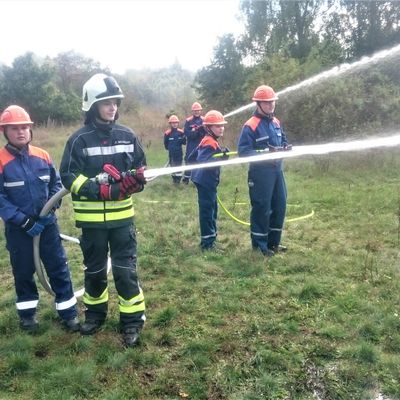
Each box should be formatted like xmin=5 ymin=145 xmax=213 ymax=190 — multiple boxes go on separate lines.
xmin=224 ymin=43 xmax=400 ymax=118
xmin=143 ymin=133 xmax=400 ymax=180
xmin=34 ymin=44 xmax=400 ymax=297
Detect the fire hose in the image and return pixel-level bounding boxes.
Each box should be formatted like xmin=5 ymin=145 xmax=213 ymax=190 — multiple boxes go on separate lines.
xmin=33 ymin=187 xmax=111 ymax=298
xmin=34 ymin=133 xmax=400 ymax=296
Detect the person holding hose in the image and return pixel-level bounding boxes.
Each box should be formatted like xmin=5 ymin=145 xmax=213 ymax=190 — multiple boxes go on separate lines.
xmin=238 ymin=85 xmax=291 ymax=257
xmin=189 ymin=110 xmax=229 ymax=251
xmin=0 ymin=105 xmax=79 ymax=332
xmin=60 ymin=73 xmax=146 ymax=347
xmin=182 ymin=102 xmax=205 ymax=184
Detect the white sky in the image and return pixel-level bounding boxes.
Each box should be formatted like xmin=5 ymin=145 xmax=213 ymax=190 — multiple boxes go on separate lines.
xmin=1 ymin=0 xmax=243 ymax=73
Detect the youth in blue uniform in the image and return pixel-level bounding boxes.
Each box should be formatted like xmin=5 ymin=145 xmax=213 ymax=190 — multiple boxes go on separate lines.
xmin=164 ymin=115 xmax=186 ymax=184
xmin=189 ymin=110 xmax=229 ymax=250
xmin=0 ymin=105 xmax=79 ymax=332
xmin=238 ymin=85 xmax=291 ymax=256
xmin=182 ymin=102 xmax=205 ymax=184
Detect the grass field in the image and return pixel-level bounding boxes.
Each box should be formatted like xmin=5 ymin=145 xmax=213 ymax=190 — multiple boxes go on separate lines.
xmin=0 ymin=122 xmax=400 ymax=399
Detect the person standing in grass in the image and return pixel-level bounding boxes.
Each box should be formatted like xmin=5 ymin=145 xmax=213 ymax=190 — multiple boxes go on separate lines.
xmin=0 ymin=105 xmax=79 ymax=333
xmin=182 ymin=102 xmax=205 ymax=184
xmin=164 ymin=114 xmax=186 ymax=184
xmin=238 ymin=85 xmax=291 ymax=257
xmin=189 ymin=110 xmax=229 ymax=251
xmin=60 ymin=73 xmax=146 ymax=347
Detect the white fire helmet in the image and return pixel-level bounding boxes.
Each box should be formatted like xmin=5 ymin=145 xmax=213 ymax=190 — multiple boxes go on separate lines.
xmin=82 ymin=73 xmax=124 ymax=112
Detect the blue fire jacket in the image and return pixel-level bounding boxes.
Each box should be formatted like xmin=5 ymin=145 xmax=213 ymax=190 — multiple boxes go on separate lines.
xmin=189 ymin=134 xmax=222 ymax=190
xmin=164 ymin=127 xmax=186 ymax=158
xmin=184 ymin=115 xmax=205 ymax=157
xmin=0 ymin=144 xmax=60 ymax=226
xmin=238 ymin=112 xmax=288 ymax=170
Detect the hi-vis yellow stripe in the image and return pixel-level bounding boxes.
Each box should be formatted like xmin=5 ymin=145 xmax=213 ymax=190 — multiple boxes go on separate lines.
xmin=75 ymin=208 xmax=135 ymax=222
xmin=71 ymin=174 xmax=89 ymax=194
xmin=73 ymin=198 xmax=133 ymax=210
xmin=72 ymin=198 xmax=135 ymax=222
xmin=83 ymin=288 xmax=109 ymax=305
xmin=118 ymin=290 xmax=145 ymax=314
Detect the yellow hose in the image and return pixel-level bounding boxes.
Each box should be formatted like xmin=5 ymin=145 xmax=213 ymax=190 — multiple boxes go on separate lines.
xmin=216 ymin=195 xmax=314 ymax=226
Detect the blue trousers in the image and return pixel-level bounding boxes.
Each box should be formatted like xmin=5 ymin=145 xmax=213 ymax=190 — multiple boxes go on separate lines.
xmin=195 ymin=183 xmax=218 ymax=249
xmin=5 ymin=222 xmax=77 ymax=320
xmin=248 ymin=167 xmax=287 ymax=251
xmin=169 ymin=152 xmax=183 ymax=183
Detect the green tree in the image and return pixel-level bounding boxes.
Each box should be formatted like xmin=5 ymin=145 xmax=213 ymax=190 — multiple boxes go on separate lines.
xmin=0 ymin=52 xmax=81 ymax=124
xmin=239 ymin=0 xmax=326 ymax=61
xmin=195 ymin=34 xmax=246 ymax=111
xmin=324 ymin=1 xmax=400 ymax=59
xmin=0 ymin=53 xmax=57 ymax=123
xmin=51 ymin=50 xmax=104 ymax=94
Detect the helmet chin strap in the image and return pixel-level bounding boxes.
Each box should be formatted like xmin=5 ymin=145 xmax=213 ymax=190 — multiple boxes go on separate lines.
xmin=257 ymin=102 xmax=274 ymax=119
xmin=3 ymin=128 xmax=33 ymax=147
xmin=206 ymin=126 xmax=219 ymax=139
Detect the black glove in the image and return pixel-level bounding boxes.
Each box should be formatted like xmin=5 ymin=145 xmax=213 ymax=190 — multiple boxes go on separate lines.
xmin=220 ymin=147 xmax=230 ymax=160
xmin=38 ymin=214 xmax=54 ymax=226
xmin=283 ymin=143 xmax=293 ymax=151
xmin=21 ymin=217 xmax=45 ymax=237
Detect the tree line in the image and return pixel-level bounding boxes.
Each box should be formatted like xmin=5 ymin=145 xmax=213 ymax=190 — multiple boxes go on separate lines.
xmin=195 ymin=0 xmax=400 ymax=141
xmin=0 ymin=1 xmax=399 ymax=142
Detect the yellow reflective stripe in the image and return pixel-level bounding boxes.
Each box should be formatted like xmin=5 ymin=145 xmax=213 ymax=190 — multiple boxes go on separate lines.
xmin=83 ymin=288 xmax=109 ymax=305
xmin=73 ymin=198 xmax=133 ymax=210
xmin=70 ymin=174 xmax=89 ymax=194
xmin=118 ymin=290 xmax=145 ymax=314
xmin=74 ymin=208 xmax=134 ymax=223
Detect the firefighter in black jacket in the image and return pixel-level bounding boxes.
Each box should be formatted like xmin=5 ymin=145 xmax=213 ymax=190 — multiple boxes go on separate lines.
xmin=60 ymin=73 xmax=146 ymax=347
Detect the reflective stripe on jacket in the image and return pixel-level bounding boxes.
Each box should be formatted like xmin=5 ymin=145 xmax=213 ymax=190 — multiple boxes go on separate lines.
xmin=0 ymin=144 xmax=60 ymax=225
xmin=184 ymin=115 xmax=205 ymax=156
xmin=238 ymin=112 xmax=288 ymax=171
xmin=60 ymin=122 xmax=146 ymax=228
xmin=164 ymin=128 xmax=186 ymax=157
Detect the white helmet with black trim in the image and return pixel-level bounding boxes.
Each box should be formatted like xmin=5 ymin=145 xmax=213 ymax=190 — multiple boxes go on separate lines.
xmin=82 ymin=73 xmax=124 ymax=112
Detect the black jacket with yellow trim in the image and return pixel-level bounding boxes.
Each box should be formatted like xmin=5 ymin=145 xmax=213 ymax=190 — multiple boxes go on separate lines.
xmin=60 ymin=121 xmax=146 ymax=228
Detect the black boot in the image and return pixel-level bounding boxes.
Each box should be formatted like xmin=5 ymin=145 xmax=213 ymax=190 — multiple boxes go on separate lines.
xmin=252 ymin=246 xmax=275 ymax=257
xmin=269 ymin=245 xmax=288 ymax=253
xmin=80 ymin=319 xmax=104 ymax=335
xmin=62 ymin=317 xmax=81 ymax=333
xmin=20 ymin=316 xmax=39 ymax=332
xmin=122 ymin=327 xmax=141 ymax=347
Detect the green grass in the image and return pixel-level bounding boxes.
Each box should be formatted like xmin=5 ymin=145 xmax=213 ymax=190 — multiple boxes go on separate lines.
xmin=1 ymin=126 xmax=400 ymax=399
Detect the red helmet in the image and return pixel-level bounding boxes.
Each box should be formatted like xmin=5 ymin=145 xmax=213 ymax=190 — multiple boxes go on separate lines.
xmin=252 ymin=85 xmax=278 ymax=101
xmin=168 ymin=115 xmax=179 ymax=123
xmin=203 ymin=110 xmax=227 ymax=126
xmin=0 ymin=105 xmax=33 ymax=130
xmin=191 ymin=102 xmax=202 ymax=111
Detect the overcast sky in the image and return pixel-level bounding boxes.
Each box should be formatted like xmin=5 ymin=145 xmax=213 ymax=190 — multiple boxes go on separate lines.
xmin=1 ymin=0 xmax=243 ymax=73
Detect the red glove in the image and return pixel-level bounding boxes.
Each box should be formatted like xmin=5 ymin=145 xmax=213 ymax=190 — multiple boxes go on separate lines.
xmin=120 ymin=175 xmax=144 ymax=196
xmin=103 ymin=164 xmax=122 ymax=181
xmin=99 ymin=183 xmax=121 ymax=200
